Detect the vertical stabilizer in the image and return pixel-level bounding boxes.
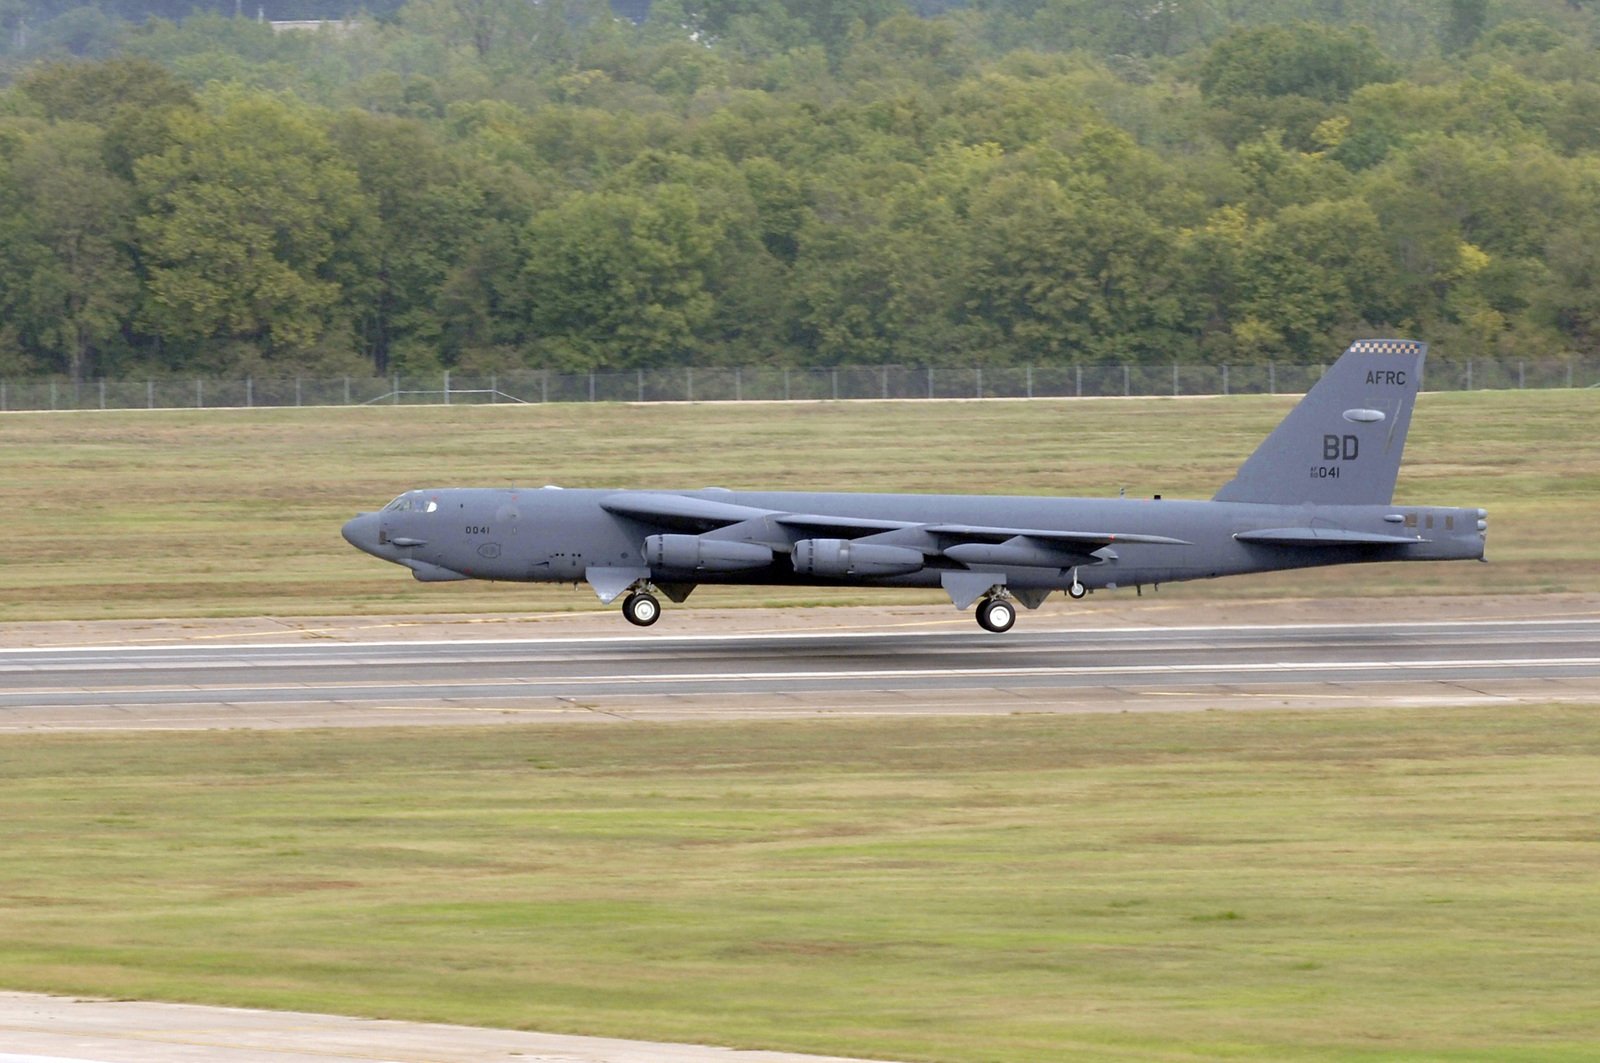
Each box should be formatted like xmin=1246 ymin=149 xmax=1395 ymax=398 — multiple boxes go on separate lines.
xmin=1212 ymin=339 xmax=1426 ymax=506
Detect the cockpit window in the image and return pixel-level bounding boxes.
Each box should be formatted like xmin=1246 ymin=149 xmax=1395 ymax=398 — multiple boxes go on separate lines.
xmin=383 ymin=493 xmax=439 ymax=514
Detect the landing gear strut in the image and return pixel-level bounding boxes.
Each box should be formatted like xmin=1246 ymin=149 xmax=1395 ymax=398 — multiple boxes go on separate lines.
xmin=975 ymin=596 xmax=1016 ymax=633
xmin=621 ymin=590 xmax=661 ymax=627
xmin=1067 ymin=567 xmax=1087 ymax=599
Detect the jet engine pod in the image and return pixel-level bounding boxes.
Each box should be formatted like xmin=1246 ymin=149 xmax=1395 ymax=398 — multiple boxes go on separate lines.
xmin=645 ymin=534 xmax=774 ymax=572
xmin=792 ymin=538 xmax=925 ymax=578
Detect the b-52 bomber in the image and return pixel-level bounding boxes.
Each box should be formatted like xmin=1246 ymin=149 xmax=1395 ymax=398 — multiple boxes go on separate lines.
xmin=342 ymin=339 xmax=1487 ymax=633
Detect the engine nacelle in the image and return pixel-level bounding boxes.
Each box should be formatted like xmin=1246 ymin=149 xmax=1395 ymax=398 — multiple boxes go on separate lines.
xmin=645 ymin=534 xmax=774 ymax=572
xmin=792 ymin=538 xmax=925 ymax=578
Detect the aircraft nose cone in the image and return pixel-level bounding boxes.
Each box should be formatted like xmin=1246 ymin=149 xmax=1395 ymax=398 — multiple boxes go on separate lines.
xmin=342 ymin=512 xmax=380 ymax=554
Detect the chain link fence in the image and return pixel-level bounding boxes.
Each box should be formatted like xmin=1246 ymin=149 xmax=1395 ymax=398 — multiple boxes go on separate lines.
xmin=2 ymin=355 xmax=1596 ymax=412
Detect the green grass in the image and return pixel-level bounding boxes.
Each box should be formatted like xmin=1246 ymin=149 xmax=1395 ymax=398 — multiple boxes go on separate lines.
xmin=2 ymin=389 xmax=1596 ymax=621
xmin=1 ymin=708 xmax=1598 ymax=1061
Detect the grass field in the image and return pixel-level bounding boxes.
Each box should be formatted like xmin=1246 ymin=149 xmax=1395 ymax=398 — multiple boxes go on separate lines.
xmin=2 ymin=388 xmax=1597 ymax=622
xmin=2 ymin=708 xmax=1598 ymax=1061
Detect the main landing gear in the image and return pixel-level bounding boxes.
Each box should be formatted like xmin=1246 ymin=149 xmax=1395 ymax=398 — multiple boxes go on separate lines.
xmin=975 ymin=596 xmax=1016 ymax=633
xmin=621 ymin=590 xmax=661 ymax=627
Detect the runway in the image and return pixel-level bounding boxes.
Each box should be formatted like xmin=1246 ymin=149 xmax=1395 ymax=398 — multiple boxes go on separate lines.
xmin=3 ymin=616 xmax=1598 ymax=730
xmin=0 ymin=990 xmax=895 ymax=1063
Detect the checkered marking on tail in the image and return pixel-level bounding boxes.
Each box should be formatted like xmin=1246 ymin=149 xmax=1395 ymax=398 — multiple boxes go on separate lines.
xmin=1348 ymin=339 xmax=1422 ymax=355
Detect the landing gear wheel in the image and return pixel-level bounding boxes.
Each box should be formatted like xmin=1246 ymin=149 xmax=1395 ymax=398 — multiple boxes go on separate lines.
xmin=976 ymin=597 xmax=1016 ymax=634
xmin=622 ymin=591 xmax=661 ymax=627
xmin=1067 ymin=567 xmax=1087 ymax=599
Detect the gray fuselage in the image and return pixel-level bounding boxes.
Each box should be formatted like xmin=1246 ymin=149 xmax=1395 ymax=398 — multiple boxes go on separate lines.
xmin=344 ymin=486 xmax=1485 ymax=593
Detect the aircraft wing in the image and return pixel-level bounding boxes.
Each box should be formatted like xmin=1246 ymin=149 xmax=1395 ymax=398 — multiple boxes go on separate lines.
xmin=601 ymin=492 xmax=924 ymax=535
xmin=600 ymin=492 xmax=1187 ymax=555
xmin=599 ymin=492 xmax=775 ymax=531
xmin=926 ymin=524 xmax=1190 ymax=549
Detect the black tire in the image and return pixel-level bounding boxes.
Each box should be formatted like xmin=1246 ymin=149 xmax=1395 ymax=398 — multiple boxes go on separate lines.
xmin=622 ymin=591 xmax=661 ymax=627
xmin=1067 ymin=582 xmax=1088 ymax=600
xmin=976 ymin=597 xmax=1016 ymax=633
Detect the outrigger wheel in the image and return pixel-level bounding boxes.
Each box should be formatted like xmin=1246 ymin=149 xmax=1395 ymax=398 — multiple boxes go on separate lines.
xmin=621 ymin=590 xmax=661 ymax=627
xmin=975 ymin=596 xmax=1016 ymax=633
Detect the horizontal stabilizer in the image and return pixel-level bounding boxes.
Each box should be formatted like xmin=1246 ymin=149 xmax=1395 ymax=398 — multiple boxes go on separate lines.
xmin=1234 ymin=528 xmax=1425 ymax=547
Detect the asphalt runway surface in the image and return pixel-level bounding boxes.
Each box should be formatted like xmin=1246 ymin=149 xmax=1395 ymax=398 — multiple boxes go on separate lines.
xmin=3 ymin=615 xmax=1598 ymax=730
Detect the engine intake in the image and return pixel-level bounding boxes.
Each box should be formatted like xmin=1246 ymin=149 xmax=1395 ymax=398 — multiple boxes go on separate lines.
xmin=645 ymin=534 xmax=774 ymax=572
xmin=792 ymin=538 xmax=925 ymax=578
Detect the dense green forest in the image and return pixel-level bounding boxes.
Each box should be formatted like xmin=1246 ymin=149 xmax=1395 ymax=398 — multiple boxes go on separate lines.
xmin=1 ymin=0 xmax=1599 ymax=380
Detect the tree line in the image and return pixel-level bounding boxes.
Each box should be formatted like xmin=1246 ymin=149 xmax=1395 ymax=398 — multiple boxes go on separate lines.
xmin=2 ymin=0 xmax=1600 ymax=381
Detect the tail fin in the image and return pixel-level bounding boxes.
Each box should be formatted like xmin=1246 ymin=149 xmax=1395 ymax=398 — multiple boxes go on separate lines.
xmin=1212 ymin=339 xmax=1426 ymax=506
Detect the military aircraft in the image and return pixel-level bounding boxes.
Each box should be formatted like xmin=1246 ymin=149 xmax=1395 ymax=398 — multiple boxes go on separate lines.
xmin=342 ymin=339 xmax=1486 ymax=632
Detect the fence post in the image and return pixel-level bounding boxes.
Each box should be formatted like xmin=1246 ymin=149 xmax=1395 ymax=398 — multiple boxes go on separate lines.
xmin=687 ymin=367 xmax=693 ymax=402
xmin=1026 ymin=365 xmax=1033 ymax=399
xmin=1568 ymin=364 xmax=1574 ymax=388
xmin=541 ymin=370 xmax=548 ymax=404
xmin=927 ymin=366 xmax=933 ymax=399
xmin=1269 ymin=363 xmax=1276 ymax=395
xmin=99 ymin=379 xmax=106 ymax=410
xmin=50 ymin=379 xmax=57 ymax=410
xmin=1123 ymin=364 xmax=1130 ymax=397
xmin=196 ymin=378 xmax=202 ymax=408
xmin=1075 ymin=365 xmax=1082 ymax=398
xmin=392 ymin=374 xmax=399 ymax=404
xmin=831 ymin=368 xmax=838 ymax=401
xmin=491 ymin=373 xmax=498 ymax=404
xmin=588 ymin=372 xmax=595 ymax=402
xmin=1519 ymin=361 xmax=1525 ymax=389
xmin=881 ymin=366 xmax=888 ymax=400
xmin=637 ymin=369 xmax=644 ymax=402
xmin=1222 ymin=365 xmax=1229 ymax=396
xmin=975 ymin=366 xmax=982 ymax=399
xmin=295 ymin=377 xmax=302 ymax=407
xmin=1 ymin=381 xmax=6 ymax=411
xmin=247 ymin=377 xmax=253 ymax=408
xmin=1466 ymin=360 xmax=1473 ymax=390
xmin=783 ymin=368 xmax=790 ymax=402
xmin=737 ymin=367 xmax=743 ymax=402
xmin=444 ymin=370 xmax=451 ymax=405
xmin=148 ymin=380 xmax=153 ymax=410
xmin=343 ymin=377 xmax=350 ymax=405
xmin=1172 ymin=364 xmax=1178 ymax=396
